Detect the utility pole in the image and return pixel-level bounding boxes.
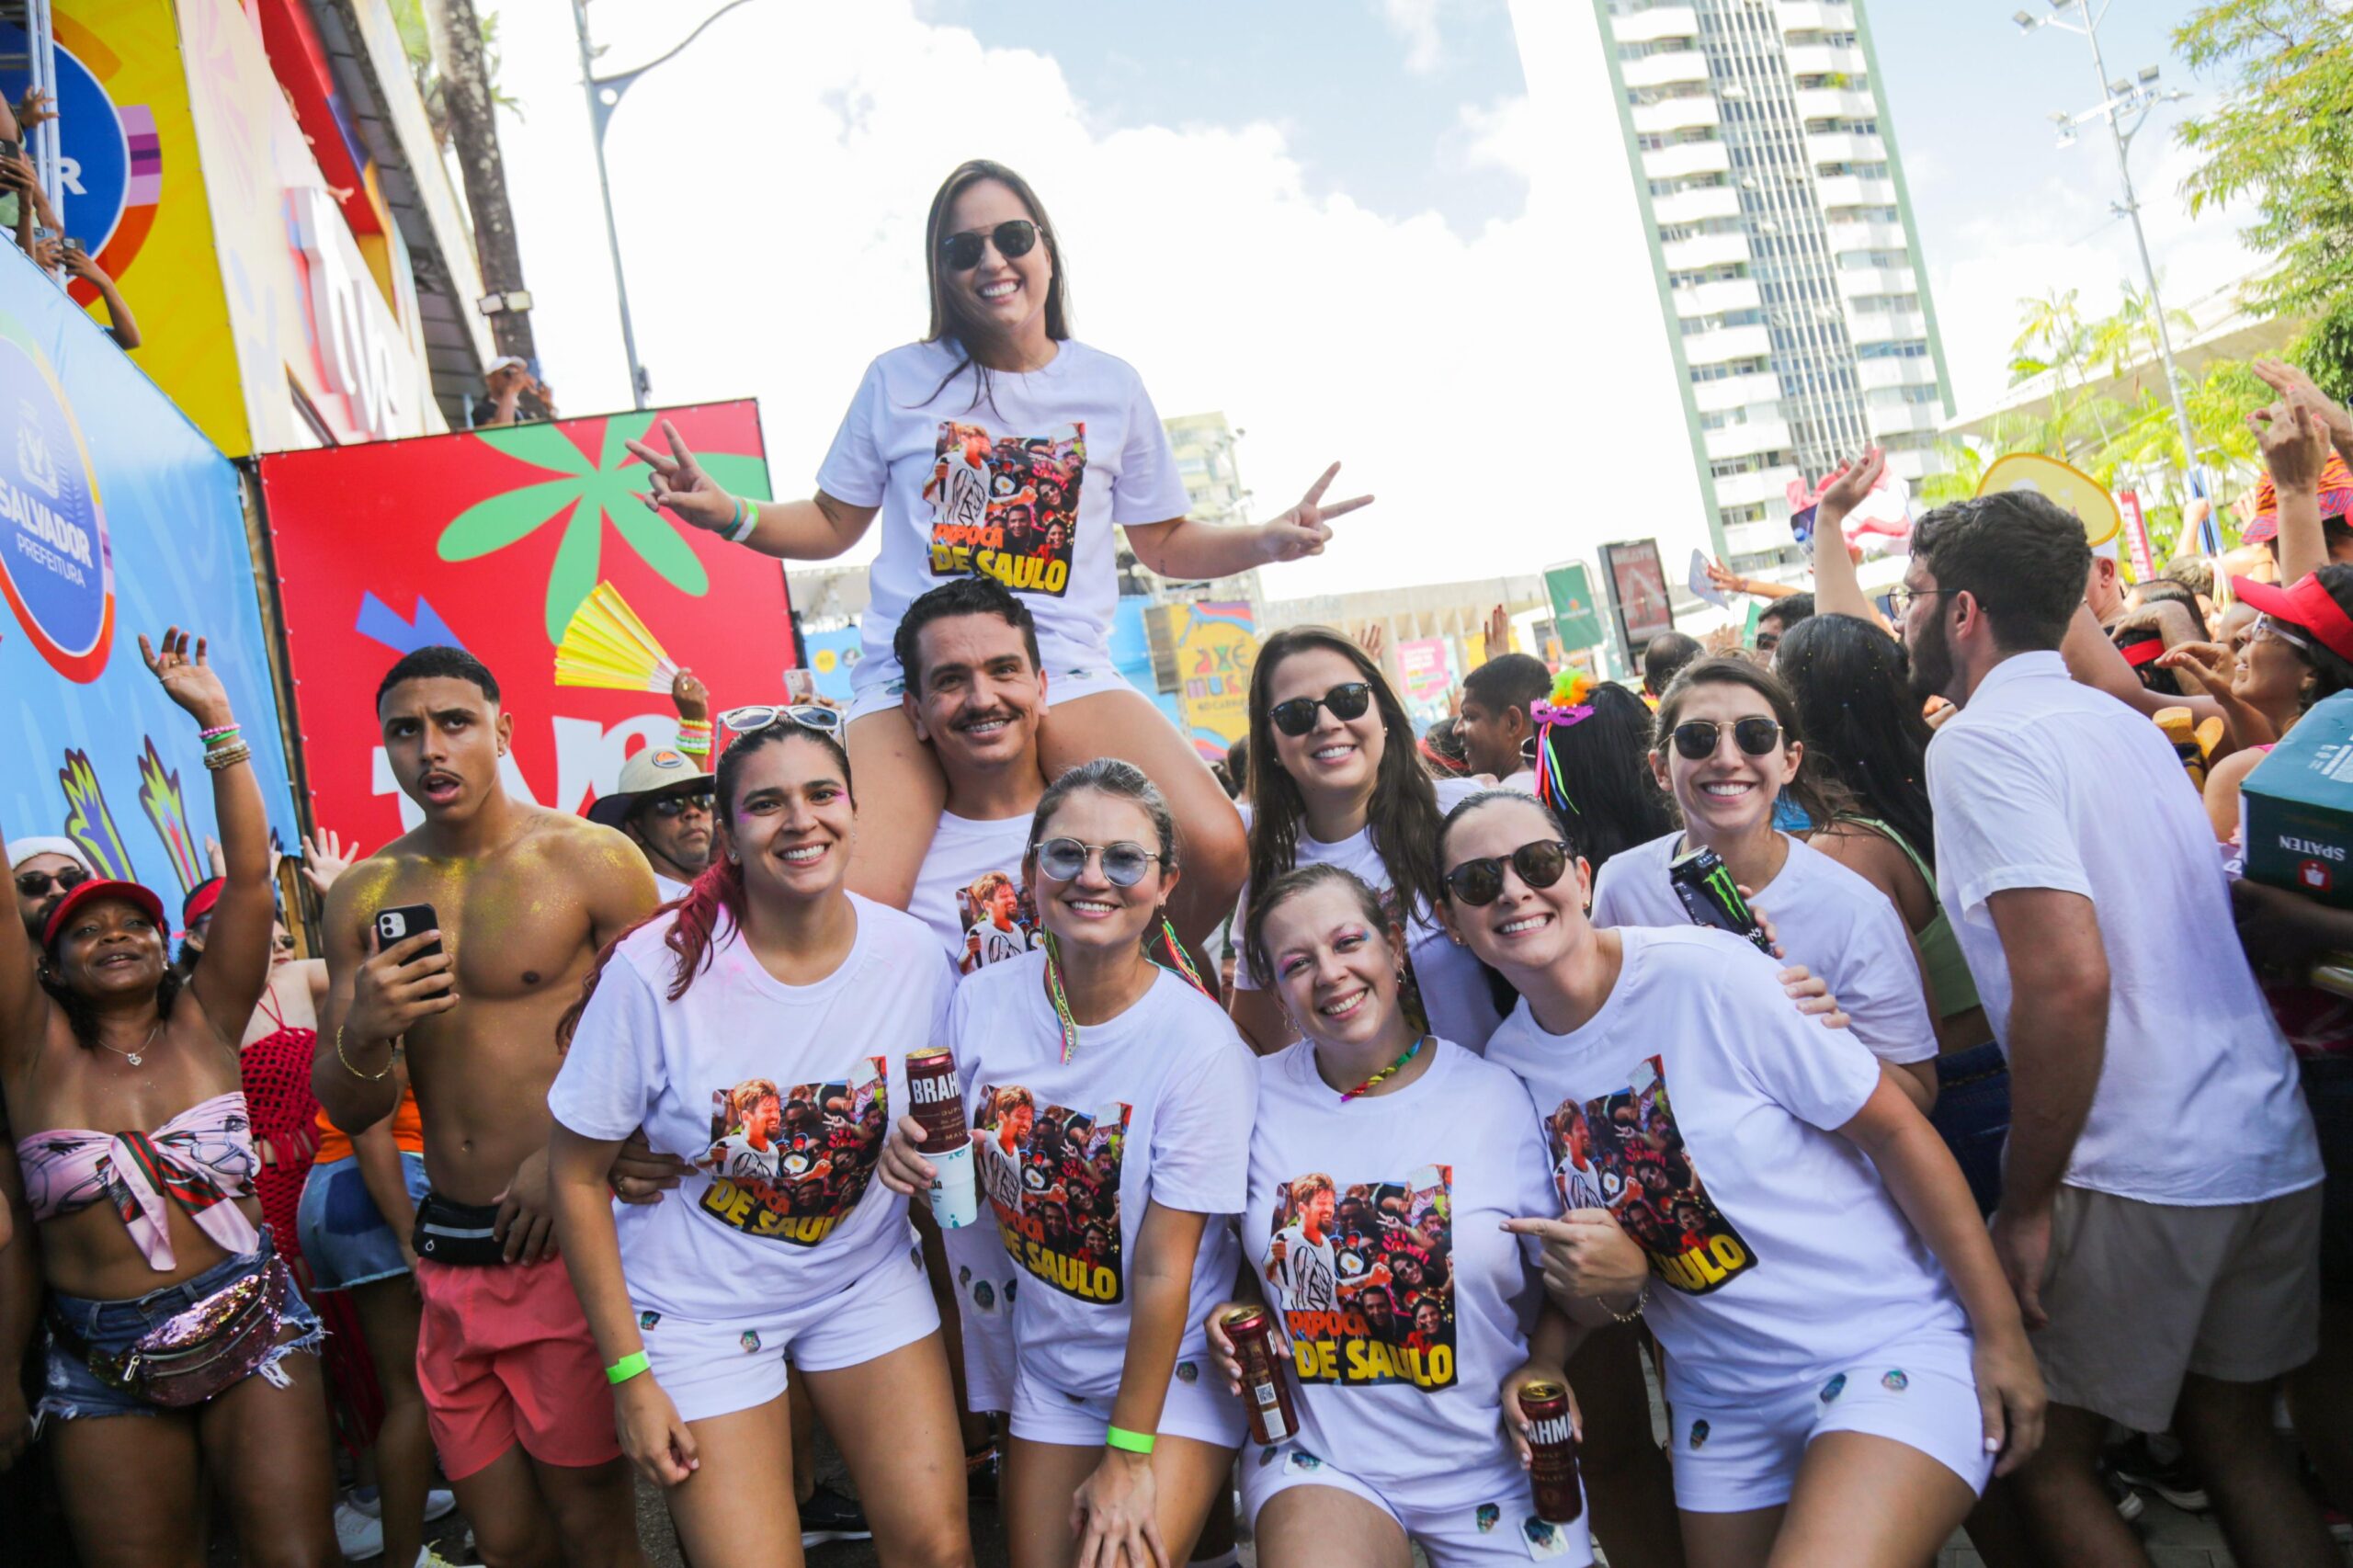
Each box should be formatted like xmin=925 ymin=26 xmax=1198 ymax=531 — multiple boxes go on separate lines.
xmin=427 ymin=0 xmax=535 ymax=361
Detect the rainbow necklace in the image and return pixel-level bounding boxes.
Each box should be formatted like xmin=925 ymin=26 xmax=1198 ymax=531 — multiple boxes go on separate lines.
xmin=1338 ymin=1034 xmax=1427 ymax=1103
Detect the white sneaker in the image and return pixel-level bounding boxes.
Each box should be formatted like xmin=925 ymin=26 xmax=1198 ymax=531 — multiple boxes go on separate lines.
xmin=333 ymin=1499 xmax=384 ymax=1560
xmin=350 ymin=1485 xmax=460 ymax=1524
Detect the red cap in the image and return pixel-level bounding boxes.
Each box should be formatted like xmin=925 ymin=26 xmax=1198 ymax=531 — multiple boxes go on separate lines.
xmin=41 ymin=879 xmax=168 ymax=949
xmin=2117 ymin=634 xmax=2165 ymax=669
xmin=2244 ymin=450 xmax=2353 ymax=545
xmin=2230 ymin=573 xmax=2353 ymax=665
xmin=180 ymin=877 xmax=226 ymax=937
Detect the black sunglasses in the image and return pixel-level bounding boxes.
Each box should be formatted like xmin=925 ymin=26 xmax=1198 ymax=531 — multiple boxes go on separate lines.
xmin=1269 ymin=682 xmax=1373 ymax=738
xmin=16 ymin=865 xmax=89 ymax=898
xmin=1443 ymin=839 xmax=1574 ymax=907
xmin=642 ymin=789 xmax=714 ymax=821
xmin=1032 ymin=836 xmax=1163 ymax=888
xmin=941 ymin=220 xmax=1040 ymax=272
xmin=1668 ymin=717 xmax=1782 ymax=762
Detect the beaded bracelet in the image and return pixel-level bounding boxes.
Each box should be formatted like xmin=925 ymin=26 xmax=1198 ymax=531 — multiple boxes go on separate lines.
xmin=202 ymin=743 xmax=252 ymax=772
xmin=198 ymin=723 xmax=238 ymax=742
xmin=202 ymin=728 xmax=243 ymax=750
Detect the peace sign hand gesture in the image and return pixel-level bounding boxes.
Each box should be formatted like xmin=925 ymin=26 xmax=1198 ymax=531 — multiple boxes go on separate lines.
xmin=1255 ymin=462 xmax=1372 ymax=565
xmin=140 ymin=628 xmax=233 ymax=728
xmin=624 ymin=419 xmax=740 ymax=535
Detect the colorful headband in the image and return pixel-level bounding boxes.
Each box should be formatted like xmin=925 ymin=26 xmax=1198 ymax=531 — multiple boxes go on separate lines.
xmin=1529 ymin=670 xmax=1597 ymax=731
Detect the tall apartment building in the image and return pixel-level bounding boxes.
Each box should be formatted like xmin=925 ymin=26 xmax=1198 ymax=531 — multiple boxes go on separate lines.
xmin=1594 ymin=0 xmax=1952 ymax=576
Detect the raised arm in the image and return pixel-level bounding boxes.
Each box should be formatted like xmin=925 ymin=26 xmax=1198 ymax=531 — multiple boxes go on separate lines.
xmin=1123 ymin=462 xmax=1371 ymax=582
xmin=2061 ymin=602 xmax=2225 ymax=733
xmin=64 ymin=250 xmax=139 ymax=350
xmin=2254 ymin=358 xmax=2353 ymax=476
xmin=625 ymin=418 xmax=876 ymax=561
xmin=313 ymin=868 xmax=450 ymax=1133
xmin=142 ymin=630 xmax=276 ymax=1044
xmin=2251 ymin=396 xmax=2336 ymax=588
xmin=1808 ymin=450 xmax=1893 ymax=631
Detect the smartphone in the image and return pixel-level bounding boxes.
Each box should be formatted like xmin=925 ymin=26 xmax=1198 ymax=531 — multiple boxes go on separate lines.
xmin=0 ymin=139 xmax=19 ymax=164
xmin=61 ymin=236 xmax=81 ymax=256
xmin=782 ymin=667 xmax=817 ymax=703
xmin=374 ymin=903 xmax=444 ymax=962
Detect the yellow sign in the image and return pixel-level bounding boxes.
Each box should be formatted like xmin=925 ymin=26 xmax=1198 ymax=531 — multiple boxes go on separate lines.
xmin=1165 ymin=602 xmax=1256 ymax=761
xmin=1976 ymin=453 xmax=2121 ymax=549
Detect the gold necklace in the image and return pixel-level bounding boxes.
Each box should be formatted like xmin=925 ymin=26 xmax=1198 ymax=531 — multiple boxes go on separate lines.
xmin=97 ymin=1017 xmax=165 ymax=1067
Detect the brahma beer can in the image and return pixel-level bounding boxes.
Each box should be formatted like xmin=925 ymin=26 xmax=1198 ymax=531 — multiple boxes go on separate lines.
xmin=908 ymin=1047 xmax=977 ymax=1228
xmin=1222 ymin=1305 xmax=1298 ymax=1447
xmin=1519 ymin=1379 xmax=1583 ymax=1524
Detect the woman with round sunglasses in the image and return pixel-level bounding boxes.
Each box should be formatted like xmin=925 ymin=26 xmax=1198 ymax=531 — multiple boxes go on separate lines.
xmin=1438 ymin=790 xmax=2044 ymax=1567
xmin=1207 ymin=861 xmax=1592 ymax=1568
xmin=1232 ymin=628 xmax=1503 ymax=1058
xmin=1 ymin=629 xmax=340 ymax=1568
xmin=547 ymin=713 xmax=974 ymax=1568
xmin=880 ymin=760 xmax=1256 ymax=1568
xmin=1590 ymin=657 xmax=1940 ymax=1111
xmin=622 ymin=159 xmax=1368 ymax=951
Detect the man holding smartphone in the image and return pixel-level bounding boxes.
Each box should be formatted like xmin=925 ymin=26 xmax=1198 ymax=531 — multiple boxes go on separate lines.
xmin=315 ymin=645 xmax=657 ymax=1568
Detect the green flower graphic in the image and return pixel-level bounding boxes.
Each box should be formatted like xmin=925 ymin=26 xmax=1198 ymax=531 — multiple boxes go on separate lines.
xmin=437 ymin=412 xmax=774 ymax=643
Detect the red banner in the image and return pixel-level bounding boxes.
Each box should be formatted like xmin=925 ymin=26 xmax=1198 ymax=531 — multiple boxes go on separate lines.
xmin=258 ymin=401 xmax=792 ymax=846
xmin=2117 ymin=489 xmax=2155 ymax=582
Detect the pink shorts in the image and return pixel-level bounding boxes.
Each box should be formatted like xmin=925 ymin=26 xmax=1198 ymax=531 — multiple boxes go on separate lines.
xmin=415 ymin=1255 xmax=621 ymax=1480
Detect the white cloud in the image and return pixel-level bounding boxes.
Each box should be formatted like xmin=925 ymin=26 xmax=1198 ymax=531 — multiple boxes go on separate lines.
xmin=489 ymin=0 xmax=1706 ymax=600
xmin=1384 ymin=0 xmax=1446 ymax=74
xmin=1458 ymin=93 xmax=1537 ymax=178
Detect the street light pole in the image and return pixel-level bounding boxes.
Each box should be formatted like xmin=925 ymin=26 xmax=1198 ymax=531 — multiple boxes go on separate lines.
xmin=2018 ymin=1 xmax=2203 ymax=514
xmin=574 ymin=0 xmax=762 ymax=411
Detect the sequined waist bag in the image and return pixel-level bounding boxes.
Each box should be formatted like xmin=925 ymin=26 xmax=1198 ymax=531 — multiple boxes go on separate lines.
xmin=48 ymin=1255 xmax=290 ymax=1408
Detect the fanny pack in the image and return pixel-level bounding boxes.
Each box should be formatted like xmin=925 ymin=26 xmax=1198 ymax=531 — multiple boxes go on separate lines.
xmin=49 ymin=1255 xmax=290 ymax=1408
xmin=412 ymin=1191 xmax=507 ymax=1267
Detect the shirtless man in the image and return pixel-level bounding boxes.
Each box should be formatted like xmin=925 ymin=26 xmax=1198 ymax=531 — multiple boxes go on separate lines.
xmin=313 ymin=646 xmax=655 ymax=1568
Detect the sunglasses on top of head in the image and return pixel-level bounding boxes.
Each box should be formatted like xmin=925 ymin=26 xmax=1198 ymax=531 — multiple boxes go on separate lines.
xmin=1269 ymin=682 xmax=1374 ymax=738
xmin=719 ymin=704 xmax=843 ymax=738
xmin=941 ymin=220 xmax=1041 ymax=272
xmin=1442 ymin=839 xmax=1574 ymax=907
xmin=1031 ymin=837 xmax=1164 ymax=888
xmin=16 ymin=865 xmax=89 ymax=899
xmin=1667 ymin=717 xmax=1782 ymax=762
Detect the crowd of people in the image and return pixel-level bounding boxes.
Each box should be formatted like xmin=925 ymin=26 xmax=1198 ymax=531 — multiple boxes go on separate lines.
xmin=1 ymin=86 xmax=141 ymax=348
xmin=2 ymin=156 xmax=2350 ymax=1568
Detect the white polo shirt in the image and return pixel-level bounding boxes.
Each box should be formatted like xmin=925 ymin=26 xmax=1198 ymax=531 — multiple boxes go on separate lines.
xmin=1926 ymin=652 xmax=2320 ymax=1206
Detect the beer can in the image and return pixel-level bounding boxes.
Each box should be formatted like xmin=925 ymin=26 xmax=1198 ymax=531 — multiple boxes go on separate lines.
xmin=1667 ymin=846 xmax=1772 ymax=954
xmin=908 ymin=1047 xmax=977 ymax=1229
xmin=1222 ymin=1305 xmax=1299 ymax=1447
xmin=1519 ymin=1380 xmax=1583 ymax=1525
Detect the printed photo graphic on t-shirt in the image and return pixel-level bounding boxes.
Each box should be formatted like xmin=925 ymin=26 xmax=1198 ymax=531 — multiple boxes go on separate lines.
xmin=924 ymin=421 xmax=1086 ymax=597
xmin=956 ymin=869 xmax=1042 ymax=975
xmin=1546 ymin=1057 xmax=1756 ymax=1296
xmin=972 ymin=1085 xmax=1130 ymax=1304
xmin=692 ymin=1065 xmax=887 ymax=1246
xmin=1264 ymin=1165 xmax=1457 ymax=1391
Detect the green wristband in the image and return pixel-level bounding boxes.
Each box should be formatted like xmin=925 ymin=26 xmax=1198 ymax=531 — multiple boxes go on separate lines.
xmin=606 ymin=1350 xmax=650 ymax=1386
xmin=1105 ymin=1425 xmax=1155 ymax=1455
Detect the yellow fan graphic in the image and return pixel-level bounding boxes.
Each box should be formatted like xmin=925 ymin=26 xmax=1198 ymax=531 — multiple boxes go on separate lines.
xmin=554 ymin=583 xmax=681 ymax=693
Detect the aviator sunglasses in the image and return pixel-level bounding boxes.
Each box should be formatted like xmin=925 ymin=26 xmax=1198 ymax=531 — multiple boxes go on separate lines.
xmin=1667 ymin=716 xmax=1782 ymax=762
xmin=1032 ymin=837 xmax=1165 ymax=888
xmin=1442 ymin=839 xmax=1574 ymax=907
xmin=941 ymin=219 xmax=1041 ymax=272
xmin=16 ymin=864 xmax=89 ymax=899
xmin=1269 ymin=681 xmax=1374 ymax=738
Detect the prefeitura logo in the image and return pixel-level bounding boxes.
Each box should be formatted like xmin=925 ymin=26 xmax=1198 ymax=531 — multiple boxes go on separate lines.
xmin=0 ymin=319 xmax=112 ymax=681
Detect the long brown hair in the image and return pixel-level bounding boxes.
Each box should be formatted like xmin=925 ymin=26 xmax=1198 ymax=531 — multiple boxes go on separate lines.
xmin=560 ymin=722 xmax=856 ymax=1049
xmin=1245 ymin=628 xmax=1445 ymax=930
xmin=920 ymin=159 xmax=1072 ymax=411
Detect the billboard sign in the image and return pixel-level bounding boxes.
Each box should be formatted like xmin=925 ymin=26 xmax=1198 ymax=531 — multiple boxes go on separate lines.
xmin=1544 ymin=561 xmax=1604 ymax=653
xmin=1598 ymin=539 xmax=1672 ymax=673
xmin=256 ymin=402 xmax=791 ymax=845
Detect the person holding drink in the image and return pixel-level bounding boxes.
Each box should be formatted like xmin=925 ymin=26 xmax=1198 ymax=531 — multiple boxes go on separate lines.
xmin=546 ymin=711 xmax=973 ymax=1568
xmin=1206 ymin=862 xmax=1591 ymax=1568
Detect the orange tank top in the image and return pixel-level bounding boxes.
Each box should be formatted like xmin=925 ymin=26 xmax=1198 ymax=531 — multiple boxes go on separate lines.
xmin=313 ymin=1087 xmax=426 ymax=1165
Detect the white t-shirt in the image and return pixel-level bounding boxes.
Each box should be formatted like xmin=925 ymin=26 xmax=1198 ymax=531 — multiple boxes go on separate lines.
xmin=954 ymin=950 xmax=1257 ymax=1398
xmin=1482 ymin=926 xmax=1964 ymax=1401
xmin=1592 ymin=832 xmax=1936 ymax=1068
xmin=815 ymin=339 xmax=1192 ymax=686
xmin=549 ymin=894 xmax=957 ymax=1322
xmin=1928 ymin=652 xmax=2322 ymax=1205
xmin=1245 ymin=1037 xmax=1555 ymax=1510
xmin=654 ymin=871 xmax=692 ymax=903
xmin=909 ymin=810 xmax=1043 ymax=977
xmin=1233 ymin=777 xmax=1506 ymax=1053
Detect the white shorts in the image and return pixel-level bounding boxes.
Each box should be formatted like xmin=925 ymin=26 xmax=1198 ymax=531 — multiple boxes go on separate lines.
xmin=1667 ymin=1328 xmax=1994 ymax=1515
xmin=846 ymin=653 xmax=1131 ymax=723
xmin=634 ymin=1240 xmax=940 ymax=1424
xmin=942 ymin=1219 xmax=1020 ymax=1415
xmin=1239 ymin=1441 xmax=1593 ymax=1566
xmin=1007 ymin=1351 xmax=1246 ymax=1449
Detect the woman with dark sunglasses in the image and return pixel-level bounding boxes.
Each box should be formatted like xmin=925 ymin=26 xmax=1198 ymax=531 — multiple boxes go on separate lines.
xmin=1439 ymin=790 xmax=2043 ymax=1568
xmin=880 ymin=760 xmax=1256 ymax=1568
xmin=1232 ymin=627 xmax=1505 ymax=1060
xmin=1590 ymin=657 xmax=1941 ymax=1112
xmin=622 ymin=159 xmax=1367 ymax=955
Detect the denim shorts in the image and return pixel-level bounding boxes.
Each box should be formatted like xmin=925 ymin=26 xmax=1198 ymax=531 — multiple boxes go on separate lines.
xmin=40 ymin=1226 xmax=324 ymax=1424
xmin=297 ymin=1151 xmax=430 ymax=1291
xmin=1928 ymin=1040 xmax=2010 ymax=1219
